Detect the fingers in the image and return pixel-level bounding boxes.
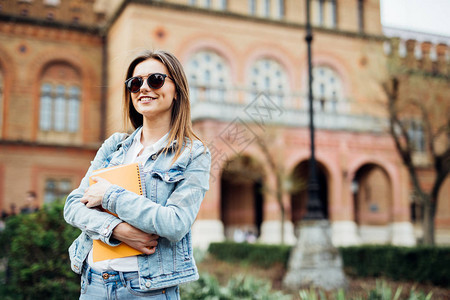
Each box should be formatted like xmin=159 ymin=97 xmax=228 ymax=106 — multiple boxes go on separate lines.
xmin=141 ymin=246 xmax=156 ymax=255
xmin=136 ymin=238 xmax=158 ymax=255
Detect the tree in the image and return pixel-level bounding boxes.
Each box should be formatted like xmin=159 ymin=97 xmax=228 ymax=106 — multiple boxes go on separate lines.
xmin=382 ymin=73 xmax=450 ymax=245
xmin=254 ymin=128 xmax=306 ymax=245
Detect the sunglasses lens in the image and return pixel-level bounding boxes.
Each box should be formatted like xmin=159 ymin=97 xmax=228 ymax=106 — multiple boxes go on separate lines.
xmin=148 ymin=74 xmax=165 ymax=89
xmin=127 ymin=77 xmax=142 ymax=93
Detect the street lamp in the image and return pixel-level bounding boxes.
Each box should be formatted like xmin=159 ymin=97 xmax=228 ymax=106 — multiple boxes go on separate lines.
xmin=304 ymin=0 xmax=324 ymax=220
xmin=282 ymin=0 xmax=347 ymax=291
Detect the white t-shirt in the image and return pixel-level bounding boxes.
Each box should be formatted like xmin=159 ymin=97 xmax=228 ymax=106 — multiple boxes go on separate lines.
xmin=88 ymin=128 xmax=169 ymax=272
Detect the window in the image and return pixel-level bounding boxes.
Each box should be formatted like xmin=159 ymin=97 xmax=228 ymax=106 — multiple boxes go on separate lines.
xmin=263 ymin=0 xmax=270 ymax=17
xmin=358 ymin=0 xmax=364 ymax=33
xmin=249 ymin=0 xmax=256 ymax=15
xmin=248 ymin=58 xmax=289 ymax=105
xmin=186 ymin=51 xmax=230 ymax=102
xmin=313 ymin=0 xmax=337 ymax=28
xmin=44 ymin=178 xmax=72 ymax=203
xmin=317 ymin=0 xmax=324 ymax=26
xmin=39 ymin=63 xmax=81 ymax=133
xmin=44 ymin=0 xmax=60 ymax=6
xmin=405 ymin=119 xmax=426 ymax=153
xmin=329 ymin=0 xmax=337 ymax=28
xmin=312 ymin=66 xmax=345 ymax=113
xmin=219 ymin=0 xmax=227 ymax=10
xmin=277 ymin=0 xmax=285 ymax=19
xmin=39 ymin=84 xmax=81 ymax=132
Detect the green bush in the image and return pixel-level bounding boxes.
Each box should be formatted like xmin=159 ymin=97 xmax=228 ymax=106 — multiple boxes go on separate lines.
xmin=181 ymin=273 xmax=292 ymax=300
xmin=0 ymin=201 xmax=81 ymax=300
xmin=208 ymin=241 xmax=292 ymax=268
xmin=340 ymin=245 xmax=450 ymax=287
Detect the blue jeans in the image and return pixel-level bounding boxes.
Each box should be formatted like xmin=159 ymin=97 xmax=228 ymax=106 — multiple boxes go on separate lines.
xmin=80 ymin=266 xmax=180 ymax=300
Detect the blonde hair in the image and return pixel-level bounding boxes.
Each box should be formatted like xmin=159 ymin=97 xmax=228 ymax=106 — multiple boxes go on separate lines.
xmin=123 ymin=50 xmax=204 ymax=162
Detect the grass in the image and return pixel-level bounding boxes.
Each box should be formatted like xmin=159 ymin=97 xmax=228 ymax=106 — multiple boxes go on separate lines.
xmin=196 ymin=255 xmax=450 ymax=299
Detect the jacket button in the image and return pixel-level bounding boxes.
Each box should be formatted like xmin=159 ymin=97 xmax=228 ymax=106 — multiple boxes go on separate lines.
xmin=151 ymin=154 xmax=157 ymax=160
xmin=145 ymin=282 xmax=151 ymax=288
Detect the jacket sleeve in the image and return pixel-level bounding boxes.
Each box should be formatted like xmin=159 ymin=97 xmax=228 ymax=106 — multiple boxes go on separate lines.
xmin=101 ymin=142 xmax=211 ymax=242
xmin=64 ymin=133 xmax=125 ymax=246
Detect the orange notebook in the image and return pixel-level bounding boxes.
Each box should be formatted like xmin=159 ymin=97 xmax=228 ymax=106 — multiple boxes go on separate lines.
xmin=89 ymin=163 xmax=145 ymax=262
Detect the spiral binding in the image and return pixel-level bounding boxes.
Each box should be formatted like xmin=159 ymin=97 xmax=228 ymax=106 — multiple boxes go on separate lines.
xmin=137 ymin=164 xmax=146 ymax=196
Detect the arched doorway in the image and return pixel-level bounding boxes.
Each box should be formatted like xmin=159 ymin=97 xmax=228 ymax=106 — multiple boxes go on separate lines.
xmin=352 ymin=164 xmax=392 ymax=243
xmin=290 ymin=160 xmax=329 ymax=230
xmin=221 ymin=155 xmax=264 ymax=242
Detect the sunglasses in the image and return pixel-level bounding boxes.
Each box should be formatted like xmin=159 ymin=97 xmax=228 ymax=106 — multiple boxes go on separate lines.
xmin=125 ymin=73 xmax=173 ymax=93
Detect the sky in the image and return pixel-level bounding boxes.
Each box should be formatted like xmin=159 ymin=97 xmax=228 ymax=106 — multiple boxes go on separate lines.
xmin=380 ymin=0 xmax=450 ymax=37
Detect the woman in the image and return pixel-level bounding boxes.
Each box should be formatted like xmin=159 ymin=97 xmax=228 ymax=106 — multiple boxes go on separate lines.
xmin=64 ymin=50 xmax=211 ymax=299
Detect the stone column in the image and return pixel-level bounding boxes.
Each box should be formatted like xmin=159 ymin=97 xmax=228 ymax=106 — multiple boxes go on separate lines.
xmin=436 ymin=43 xmax=448 ymax=76
xmin=192 ymin=167 xmax=225 ymax=249
xmin=405 ymin=39 xmax=417 ymax=69
xmin=420 ymin=41 xmax=432 ymax=73
xmin=283 ymin=220 xmax=347 ymax=291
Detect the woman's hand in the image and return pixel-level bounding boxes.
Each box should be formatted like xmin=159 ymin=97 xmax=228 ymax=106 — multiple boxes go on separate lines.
xmin=112 ymin=222 xmax=159 ymax=255
xmin=80 ymin=177 xmax=112 ymax=208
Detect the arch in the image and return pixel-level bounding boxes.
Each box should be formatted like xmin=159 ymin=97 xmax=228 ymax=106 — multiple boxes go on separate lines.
xmin=38 ymin=63 xmax=82 ymax=133
xmin=244 ymin=44 xmax=296 ymax=90
xmin=29 ymin=48 xmax=99 ymax=142
xmin=290 ymin=159 xmax=330 ymax=229
xmin=178 ymin=35 xmax=239 ymax=85
xmin=300 ymin=53 xmax=353 ymax=98
xmin=351 ymin=163 xmax=393 ymax=226
xmin=220 ymin=154 xmax=265 ymax=241
xmin=246 ymin=57 xmax=290 ymax=105
xmin=312 ymin=66 xmax=347 ymax=113
xmin=184 ymin=50 xmax=231 ymax=102
xmin=348 ymin=156 xmax=403 ymax=221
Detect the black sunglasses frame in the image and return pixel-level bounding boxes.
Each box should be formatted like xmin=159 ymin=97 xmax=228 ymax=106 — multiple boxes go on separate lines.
xmin=125 ymin=73 xmax=172 ymax=93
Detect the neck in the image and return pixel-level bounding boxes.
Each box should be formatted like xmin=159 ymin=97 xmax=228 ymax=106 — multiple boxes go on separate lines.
xmin=140 ymin=116 xmax=171 ymax=147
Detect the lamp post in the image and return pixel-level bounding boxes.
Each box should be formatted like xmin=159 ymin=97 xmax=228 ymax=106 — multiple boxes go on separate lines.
xmin=282 ymin=0 xmax=346 ymax=291
xmin=304 ymin=0 xmax=324 ymax=220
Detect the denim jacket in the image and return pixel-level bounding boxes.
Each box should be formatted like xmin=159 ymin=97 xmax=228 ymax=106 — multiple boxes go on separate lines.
xmin=64 ymin=128 xmax=211 ymax=290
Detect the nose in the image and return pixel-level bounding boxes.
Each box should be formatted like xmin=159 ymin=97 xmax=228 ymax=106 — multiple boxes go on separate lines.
xmin=140 ymin=78 xmax=151 ymax=92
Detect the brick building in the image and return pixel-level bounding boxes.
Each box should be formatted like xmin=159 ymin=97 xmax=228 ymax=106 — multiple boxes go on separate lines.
xmin=0 ymin=0 xmax=448 ymax=245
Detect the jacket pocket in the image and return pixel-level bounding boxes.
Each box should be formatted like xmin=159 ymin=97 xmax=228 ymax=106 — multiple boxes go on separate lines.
xmin=149 ymin=169 xmax=185 ymax=205
xmin=181 ymin=232 xmax=191 ymax=261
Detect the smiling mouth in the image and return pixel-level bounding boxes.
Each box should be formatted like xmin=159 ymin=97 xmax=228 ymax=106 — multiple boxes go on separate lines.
xmin=139 ymin=96 xmax=157 ymax=102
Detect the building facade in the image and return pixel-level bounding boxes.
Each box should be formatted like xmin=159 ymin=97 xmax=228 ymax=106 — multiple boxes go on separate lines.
xmin=0 ymin=0 xmax=448 ymax=245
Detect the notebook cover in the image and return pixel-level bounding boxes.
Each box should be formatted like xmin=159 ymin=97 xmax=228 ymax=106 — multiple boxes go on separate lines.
xmin=89 ymin=163 xmax=144 ymax=262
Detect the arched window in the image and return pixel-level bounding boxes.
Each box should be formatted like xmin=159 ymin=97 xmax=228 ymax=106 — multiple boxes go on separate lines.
xmin=248 ymin=58 xmax=289 ymax=105
xmin=186 ymin=51 xmax=230 ymax=102
xmin=39 ymin=63 xmax=81 ymax=134
xmin=312 ymin=66 xmax=345 ymax=113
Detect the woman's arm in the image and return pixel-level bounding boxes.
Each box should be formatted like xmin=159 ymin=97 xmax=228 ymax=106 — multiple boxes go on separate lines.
xmin=63 ymin=133 xmax=126 ymax=246
xmin=102 ymin=142 xmax=211 ymax=242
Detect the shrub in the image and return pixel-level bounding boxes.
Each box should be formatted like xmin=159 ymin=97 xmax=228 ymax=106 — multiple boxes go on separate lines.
xmin=181 ymin=273 xmax=292 ymax=300
xmin=0 ymin=201 xmax=81 ymax=300
xmin=340 ymin=245 xmax=450 ymax=287
xmin=208 ymin=241 xmax=292 ymax=268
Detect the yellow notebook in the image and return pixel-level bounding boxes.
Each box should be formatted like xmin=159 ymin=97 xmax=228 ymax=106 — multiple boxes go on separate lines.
xmin=89 ymin=163 xmax=145 ymax=262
